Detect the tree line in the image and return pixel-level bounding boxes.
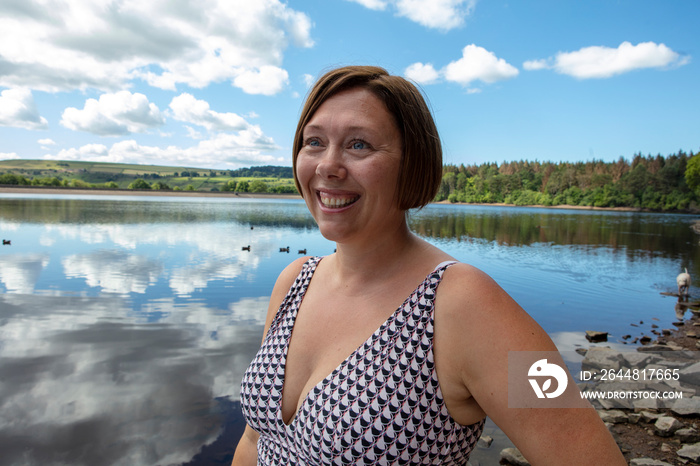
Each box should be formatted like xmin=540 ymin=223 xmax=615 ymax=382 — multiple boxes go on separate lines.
xmin=437 ymin=150 xmax=700 ymax=211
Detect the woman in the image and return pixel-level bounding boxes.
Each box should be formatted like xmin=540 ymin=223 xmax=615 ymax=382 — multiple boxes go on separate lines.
xmin=233 ymin=66 xmax=625 ymax=465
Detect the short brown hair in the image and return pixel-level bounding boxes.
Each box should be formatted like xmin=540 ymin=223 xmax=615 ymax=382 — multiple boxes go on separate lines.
xmin=292 ymin=65 xmax=442 ymax=210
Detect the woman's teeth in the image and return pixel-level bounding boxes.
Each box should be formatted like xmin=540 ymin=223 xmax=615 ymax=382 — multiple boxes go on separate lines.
xmin=320 ymin=195 xmax=358 ymax=208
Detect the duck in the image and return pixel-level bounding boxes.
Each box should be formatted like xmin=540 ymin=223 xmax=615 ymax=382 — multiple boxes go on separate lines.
xmin=279 ymin=246 xmax=290 ymax=253
xmin=298 ymin=248 xmax=307 ymax=254
xmin=2 ymin=239 xmax=10 ymax=245
xmin=242 ymin=245 xmax=251 ymax=251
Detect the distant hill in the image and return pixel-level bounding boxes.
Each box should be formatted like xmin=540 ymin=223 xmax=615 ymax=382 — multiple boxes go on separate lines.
xmin=0 ymin=159 xmax=297 ymax=194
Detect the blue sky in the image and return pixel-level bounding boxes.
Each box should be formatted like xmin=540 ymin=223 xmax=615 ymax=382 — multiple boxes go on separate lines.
xmin=0 ymin=0 xmax=697 ymax=170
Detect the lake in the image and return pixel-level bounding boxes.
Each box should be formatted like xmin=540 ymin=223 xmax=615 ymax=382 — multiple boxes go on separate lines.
xmin=0 ymin=194 xmax=697 ymax=465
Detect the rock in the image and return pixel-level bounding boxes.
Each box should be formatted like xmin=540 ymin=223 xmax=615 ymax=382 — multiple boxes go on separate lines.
xmin=661 ymin=442 xmax=673 ymax=452
xmin=640 ymin=336 xmax=652 ymax=345
xmin=637 ymin=344 xmax=676 ymax=352
xmin=477 ymin=435 xmax=493 ymax=448
xmin=679 ymin=361 xmax=700 ymax=386
xmin=676 ymin=428 xmax=700 ymax=443
xmin=634 ymin=398 xmax=660 ymax=412
xmin=622 ymin=334 xmax=632 ymax=340
xmin=622 ymin=352 xmax=662 ymax=368
xmin=654 ymin=416 xmax=684 ymax=437
xmin=652 ymin=324 xmax=659 ymax=329
xmin=671 ymin=396 xmax=700 ymax=416
xmin=640 ymin=410 xmax=662 ymax=422
xmin=582 ymin=347 xmax=622 ymax=371
xmin=677 ymin=442 xmax=700 ymax=462
xmin=585 ymin=330 xmax=608 ymax=343
xmin=629 ymin=413 xmax=642 ymax=424
xmin=575 ymin=347 xmax=587 ymax=356
xmin=499 ymin=447 xmax=530 ymax=466
xmin=673 ymin=321 xmax=685 ymax=327
xmin=597 ymin=409 xmax=628 ymax=424
xmin=662 ymin=329 xmax=672 ymax=335
xmin=629 ymin=459 xmax=673 ymax=466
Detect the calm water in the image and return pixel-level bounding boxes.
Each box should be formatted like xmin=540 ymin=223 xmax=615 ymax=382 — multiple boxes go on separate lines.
xmin=0 ymin=194 xmax=697 ymax=465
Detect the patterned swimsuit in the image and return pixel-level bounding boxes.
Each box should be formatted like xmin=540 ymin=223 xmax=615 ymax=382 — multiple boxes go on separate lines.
xmin=240 ymin=257 xmax=485 ymax=465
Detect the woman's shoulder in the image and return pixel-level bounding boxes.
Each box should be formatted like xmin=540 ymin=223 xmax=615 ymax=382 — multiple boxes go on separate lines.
xmin=275 ymin=256 xmax=315 ymax=291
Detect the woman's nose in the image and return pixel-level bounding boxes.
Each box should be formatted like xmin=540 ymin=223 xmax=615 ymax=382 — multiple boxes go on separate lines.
xmin=315 ymin=146 xmax=346 ymax=180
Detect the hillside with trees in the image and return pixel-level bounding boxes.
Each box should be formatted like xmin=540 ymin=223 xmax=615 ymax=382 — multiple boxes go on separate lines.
xmin=0 ymin=160 xmax=297 ymax=194
xmin=437 ymin=150 xmax=699 ymax=212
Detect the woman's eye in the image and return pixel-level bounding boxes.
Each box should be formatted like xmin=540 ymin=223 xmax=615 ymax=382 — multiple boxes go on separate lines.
xmin=351 ymin=140 xmax=366 ymax=150
xmin=306 ymin=138 xmax=320 ymax=147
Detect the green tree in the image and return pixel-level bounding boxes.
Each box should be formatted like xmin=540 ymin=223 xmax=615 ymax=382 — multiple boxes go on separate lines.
xmin=236 ymin=180 xmax=250 ymax=192
xmin=685 ymin=154 xmax=700 ymax=193
xmin=249 ymin=180 xmax=269 ymax=193
xmin=151 ymin=181 xmax=171 ymax=190
xmin=128 ymin=179 xmax=151 ymax=189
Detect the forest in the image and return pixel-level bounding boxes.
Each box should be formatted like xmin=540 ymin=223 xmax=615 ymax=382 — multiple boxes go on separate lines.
xmin=436 ymin=150 xmax=700 ymax=212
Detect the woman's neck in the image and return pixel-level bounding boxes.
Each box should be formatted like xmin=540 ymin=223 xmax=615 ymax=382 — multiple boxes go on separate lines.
xmin=327 ymin=220 xmax=431 ymax=289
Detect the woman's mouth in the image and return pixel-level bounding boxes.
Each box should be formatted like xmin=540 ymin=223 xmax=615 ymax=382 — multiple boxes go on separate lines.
xmin=318 ymin=191 xmax=359 ymax=209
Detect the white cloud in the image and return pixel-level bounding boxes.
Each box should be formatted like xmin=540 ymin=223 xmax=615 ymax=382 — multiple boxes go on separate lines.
xmin=444 ymin=44 xmax=519 ymax=85
xmin=0 ymin=88 xmax=48 ymax=130
xmin=60 ymin=91 xmax=165 ymax=136
xmin=524 ymin=41 xmax=689 ymax=79
xmin=345 ymin=0 xmax=389 ymax=10
xmin=169 ymin=93 xmax=248 ymax=132
xmin=404 ymin=62 xmax=440 ymax=84
xmin=37 ymin=138 xmax=56 ymax=145
xmin=522 ymin=59 xmax=548 ymax=71
xmin=44 ymin=132 xmax=283 ymax=169
xmin=395 ymin=0 xmax=476 ymax=30
xmin=0 ymin=152 xmax=20 ymax=160
xmin=0 ymin=0 xmax=313 ymax=94
xmin=347 ymin=0 xmax=475 ymax=30
xmin=232 ymin=66 xmax=290 ymax=96
xmin=302 ymin=73 xmax=315 ymax=88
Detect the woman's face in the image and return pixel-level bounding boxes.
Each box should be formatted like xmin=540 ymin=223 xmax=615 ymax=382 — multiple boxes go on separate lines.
xmin=296 ymin=87 xmax=404 ymax=244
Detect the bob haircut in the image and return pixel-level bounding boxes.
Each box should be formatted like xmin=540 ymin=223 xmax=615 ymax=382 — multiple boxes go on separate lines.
xmin=292 ymin=65 xmax=442 ymax=210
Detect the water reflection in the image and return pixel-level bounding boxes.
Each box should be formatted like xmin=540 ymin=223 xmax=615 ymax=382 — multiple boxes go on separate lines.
xmin=410 ymin=204 xmax=698 ymax=262
xmin=0 ymin=195 xmax=697 ymax=465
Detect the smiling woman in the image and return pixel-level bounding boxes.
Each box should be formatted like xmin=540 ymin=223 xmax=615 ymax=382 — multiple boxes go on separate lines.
xmin=232 ymin=66 xmax=627 ymax=466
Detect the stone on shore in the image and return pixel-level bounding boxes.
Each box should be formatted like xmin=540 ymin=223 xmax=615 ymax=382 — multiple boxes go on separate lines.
xmin=679 ymin=361 xmax=700 ymax=386
xmin=499 ymin=447 xmax=530 ymax=466
xmin=676 ymin=441 xmax=700 ymax=462
xmin=671 ymin=396 xmax=700 ymax=416
xmin=676 ymin=427 xmax=700 ymax=443
xmin=629 ymin=459 xmax=673 ymax=466
xmin=585 ymin=330 xmax=608 ymax=342
xmin=654 ymin=416 xmax=684 ymax=437
xmin=598 ymin=409 xmax=628 ymax=424
xmin=477 ymin=435 xmax=493 ymax=448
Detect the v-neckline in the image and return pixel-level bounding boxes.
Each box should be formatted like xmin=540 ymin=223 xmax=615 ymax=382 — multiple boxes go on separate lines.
xmin=278 ymin=257 xmax=455 ymax=428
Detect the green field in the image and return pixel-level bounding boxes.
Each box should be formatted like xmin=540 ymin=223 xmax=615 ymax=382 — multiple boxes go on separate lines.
xmin=0 ymin=159 xmax=298 ymax=194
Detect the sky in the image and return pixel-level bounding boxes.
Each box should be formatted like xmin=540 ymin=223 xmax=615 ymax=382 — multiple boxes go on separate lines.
xmin=0 ymin=0 xmax=697 ymax=170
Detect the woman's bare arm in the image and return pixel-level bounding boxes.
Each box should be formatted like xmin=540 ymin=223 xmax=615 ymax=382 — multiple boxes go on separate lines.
xmin=436 ymin=263 xmax=626 ymax=465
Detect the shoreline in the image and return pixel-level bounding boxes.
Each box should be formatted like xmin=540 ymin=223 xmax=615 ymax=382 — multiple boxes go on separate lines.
xmin=0 ymin=185 xmax=302 ymax=200
xmin=1 ymin=186 xmax=696 ymax=214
